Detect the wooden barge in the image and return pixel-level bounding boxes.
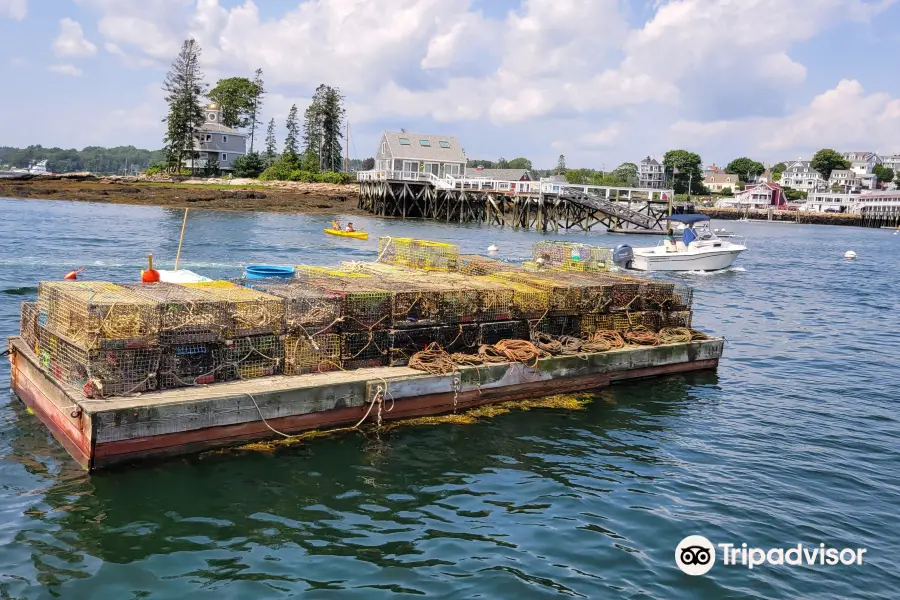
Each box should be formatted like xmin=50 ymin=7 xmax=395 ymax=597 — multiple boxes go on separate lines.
xmin=7 ymin=335 xmax=723 ymax=471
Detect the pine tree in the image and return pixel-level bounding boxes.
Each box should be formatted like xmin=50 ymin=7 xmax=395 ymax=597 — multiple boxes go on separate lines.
xmin=321 ymin=86 xmax=345 ymax=172
xmin=556 ymin=154 xmax=566 ymax=174
xmin=248 ymin=68 xmax=265 ymax=153
xmin=264 ymin=118 xmax=277 ymax=166
xmin=302 ymin=85 xmax=326 ymax=171
xmin=284 ymin=104 xmax=300 ymax=159
xmin=162 ymin=39 xmax=207 ymax=172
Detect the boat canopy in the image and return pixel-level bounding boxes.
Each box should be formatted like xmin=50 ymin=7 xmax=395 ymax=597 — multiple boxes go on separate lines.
xmin=665 ymin=214 xmax=710 ymax=224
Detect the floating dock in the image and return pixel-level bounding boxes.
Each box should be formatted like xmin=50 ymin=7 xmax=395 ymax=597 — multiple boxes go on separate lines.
xmin=7 ymin=335 xmax=723 ymax=471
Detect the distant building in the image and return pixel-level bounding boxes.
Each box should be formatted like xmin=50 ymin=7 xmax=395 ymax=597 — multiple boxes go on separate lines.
xmin=716 ymin=183 xmax=786 ymax=209
xmin=842 ymin=151 xmax=881 ymax=177
xmin=881 ymin=154 xmax=900 ymax=173
xmin=467 ymin=168 xmax=532 ymax=181
xmin=804 ymin=191 xmax=862 ymax=213
xmin=758 ymin=168 xmax=773 ymax=183
xmin=828 ymin=169 xmax=861 ymax=193
xmin=703 ymin=163 xmax=722 ymax=175
xmin=374 ymin=132 xmax=466 ymax=177
xmin=779 ymin=161 xmax=826 ymax=193
xmin=703 ymin=172 xmax=741 ymax=193
xmin=186 ymin=104 xmax=247 ymax=172
xmin=638 ymin=156 xmax=664 ymax=189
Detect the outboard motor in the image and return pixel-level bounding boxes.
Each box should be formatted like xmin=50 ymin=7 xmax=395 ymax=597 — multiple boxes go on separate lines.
xmin=612 ymin=244 xmax=633 ymax=270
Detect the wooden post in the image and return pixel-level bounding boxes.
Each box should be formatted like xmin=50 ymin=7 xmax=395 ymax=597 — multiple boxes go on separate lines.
xmin=174 ymin=208 xmax=189 ymax=271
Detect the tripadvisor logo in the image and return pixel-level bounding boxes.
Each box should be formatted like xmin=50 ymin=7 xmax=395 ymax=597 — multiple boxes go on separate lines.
xmin=675 ymin=536 xmax=867 ymax=575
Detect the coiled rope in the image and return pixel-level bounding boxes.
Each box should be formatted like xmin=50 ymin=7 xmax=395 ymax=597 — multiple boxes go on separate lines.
xmin=590 ymin=330 xmax=625 ymax=350
xmin=408 ymin=343 xmax=457 ymax=375
xmin=624 ymin=326 xmax=660 ymax=346
xmin=658 ymin=327 xmax=692 ymax=344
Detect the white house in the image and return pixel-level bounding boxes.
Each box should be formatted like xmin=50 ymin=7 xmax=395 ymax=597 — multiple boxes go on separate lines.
xmin=716 ymin=183 xmax=786 ymax=209
xmin=842 ymin=151 xmax=881 ymax=177
xmin=803 ymin=192 xmax=860 ymax=213
xmin=881 ymin=154 xmax=900 ymax=173
xmin=374 ymin=132 xmax=466 ymax=178
xmin=828 ymin=169 xmax=861 ymax=193
xmin=638 ymin=156 xmax=664 ymax=189
xmin=780 ymin=161 xmax=826 ymax=193
xmin=184 ymin=104 xmax=247 ymax=172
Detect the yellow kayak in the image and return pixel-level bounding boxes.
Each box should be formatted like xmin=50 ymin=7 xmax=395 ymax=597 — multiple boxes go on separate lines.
xmin=324 ymin=228 xmax=369 ymax=240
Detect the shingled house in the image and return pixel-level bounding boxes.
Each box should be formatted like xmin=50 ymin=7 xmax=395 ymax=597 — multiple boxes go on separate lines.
xmin=374 ymin=132 xmax=466 ymax=178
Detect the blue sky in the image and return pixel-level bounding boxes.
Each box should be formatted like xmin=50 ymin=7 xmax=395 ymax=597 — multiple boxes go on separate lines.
xmin=2 ymin=0 xmax=900 ymax=169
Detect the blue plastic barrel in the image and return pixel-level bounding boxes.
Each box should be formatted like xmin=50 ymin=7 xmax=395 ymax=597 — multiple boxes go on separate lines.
xmin=245 ymin=265 xmax=295 ymax=279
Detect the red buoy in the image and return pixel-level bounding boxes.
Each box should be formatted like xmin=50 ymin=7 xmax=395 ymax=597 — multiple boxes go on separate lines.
xmin=141 ymin=253 xmax=160 ymax=283
xmin=64 ymin=268 xmax=85 ymax=280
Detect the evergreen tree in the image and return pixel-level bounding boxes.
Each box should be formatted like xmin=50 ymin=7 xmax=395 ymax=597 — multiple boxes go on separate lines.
xmin=284 ymin=104 xmax=300 ymax=159
xmin=320 ymin=85 xmax=345 ymax=172
xmin=556 ymin=154 xmax=566 ymax=174
xmin=248 ymin=68 xmax=265 ymax=153
xmin=302 ymin=85 xmax=326 ymax=171
xmin=264 ymin=118 xmax=277 ymax=166
xmin=162 ymin=39 xmax=207 ymax=172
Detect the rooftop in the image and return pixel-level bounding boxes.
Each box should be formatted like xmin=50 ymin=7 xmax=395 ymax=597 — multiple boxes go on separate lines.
xmin=382 ymin=132 xmax=465 ymax=163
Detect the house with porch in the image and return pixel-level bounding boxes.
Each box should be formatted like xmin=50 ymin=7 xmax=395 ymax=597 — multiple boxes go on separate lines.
xmin=828 ymin=169 xmax=861 ymax=192
xmin=638 ymin=156 xmax=664 ymax=188
xmin=184 ymin=104 xmax=247 ymax=172
xmin=779 ymin=160 xmax=826 ymax=193
xmin=715 ymin=183 xmax=786 ymax=209
xmin=703 ymin=172 xmax=741 ymax=193
xmin=842 ymin=151 xmax=880 ymax=177
xmin=374 ymin=132 xmax=466 ymax=178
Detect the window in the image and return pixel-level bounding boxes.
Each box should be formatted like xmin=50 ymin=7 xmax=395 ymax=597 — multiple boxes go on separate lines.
xmin=205 ymin=134 xmax=212 ymax=142
xmin=222 ymin=153 xmax=227 ymax=161
xmin=439 ymin=141 xmax=450 ymax=148
xmin=419 ymin=139 xmax=431 ymax=147
xmin=223 ymin=136 xmax=228 ymax=143
xmin=381 ymin=141 xmax=386 ymax=154
xmin=398 ymin=138 xmax=410 ymax=145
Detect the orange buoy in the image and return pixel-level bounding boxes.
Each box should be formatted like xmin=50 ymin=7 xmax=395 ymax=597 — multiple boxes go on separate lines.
xmin=141 ymin=253 xmax=160 ymax=283
xmin=64 ymin=268 xmax=85 ymax=280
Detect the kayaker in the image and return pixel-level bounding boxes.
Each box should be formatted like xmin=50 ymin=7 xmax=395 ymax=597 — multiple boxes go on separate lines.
xmin=345 ymin=222 xmax=355 ymax=233
xmin=332 ymin=219 xmax=341 ymax=230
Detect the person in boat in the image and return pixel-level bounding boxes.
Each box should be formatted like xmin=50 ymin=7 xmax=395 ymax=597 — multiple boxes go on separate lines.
xmin=664 ymin=228 xmax=677 ymax=252
xmin=332 ymin=219 xmax=341 ymax=231
xmin=345 ymin=222 xmax=355 ymax=233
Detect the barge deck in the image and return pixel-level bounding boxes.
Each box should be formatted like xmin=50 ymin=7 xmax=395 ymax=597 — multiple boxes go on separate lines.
xmin=8 ymin=336 xmax=723 ymax=471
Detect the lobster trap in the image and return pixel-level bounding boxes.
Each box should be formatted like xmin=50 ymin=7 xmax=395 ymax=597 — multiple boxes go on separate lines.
xmin=457 ymin=254 xmax=515 ymax=276
xmin=658 ymin=310 xmax=693 ymax=329
xmin=530 ymin=316 xmax=581 ymax=338
xmin=127 ymin=282 xmax=230 ymax=344
xmin=37 ymin=281 xmax=160 ymax=349
xmin=490 ymin=272 xmax=582 ymax=316
xmin=243 ymin=280 xmax=343 ymax=334
xmin=579 ymin=312 xmax=642 ymax=335
xmin=378 ymin=237 xmax=460 ymax=272
xmin=158 ymin=343 xmax=221 ymax=388
xmin=531 ymin=241 xmax=613 ymax=272
xmin=637 ymin=282 xmax=694 ymax=312
xmin=483 ymin=276 xmax=549 ymax=320
xmin=340 ymin=330 xmax=390 ymax=369
xmin=35 ymin=324 xmax=161 ymax=398
xmin=180 ymin=281 xmax=284 ymax=338
xmin=478 ymin=320 xmax=530 ymax=346
xmin=388 ymin=324 xmax=479 ymax=366
xmin=20 ymin=302 xmax=38 ymax=352
xmin=284 ymin=333 xmax=341 ymax=375
xmin=217 ymin=334 xmax=284 ymax=380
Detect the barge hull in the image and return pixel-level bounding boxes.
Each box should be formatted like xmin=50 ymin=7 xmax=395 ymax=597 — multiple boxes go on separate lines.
xmin=7 ymin=337 xmax=723 ymax=471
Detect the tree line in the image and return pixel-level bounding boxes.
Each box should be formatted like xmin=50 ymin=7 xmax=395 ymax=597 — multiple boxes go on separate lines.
xmin=0 ymin=145 xmax=167 ymax=174
xmin=160 ymin=38 xmax=349 ymax=182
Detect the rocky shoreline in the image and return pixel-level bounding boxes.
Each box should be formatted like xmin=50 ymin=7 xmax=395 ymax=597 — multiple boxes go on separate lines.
xmin=0 ymin=173 xmax=364 ymax=216
xmin=699 ymin=207 xmax=891 ymax=228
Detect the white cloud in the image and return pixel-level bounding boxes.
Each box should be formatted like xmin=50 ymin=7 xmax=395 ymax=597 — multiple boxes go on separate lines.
xmin=53 ymin=18 xmax=98 ymax=58
xmin=0 ymin=0 xmax=26 ymax=20
xmin=670 ymin=79 xmax=900 ymax=159
xmin=47 ymin=64 xmax=84 ymax=77
xmin=104 ymin=42 xmax=124 ymax=56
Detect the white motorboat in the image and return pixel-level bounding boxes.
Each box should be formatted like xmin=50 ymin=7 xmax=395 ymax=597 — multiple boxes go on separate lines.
xmin=613 ymin=214 xmax=747 ymax=272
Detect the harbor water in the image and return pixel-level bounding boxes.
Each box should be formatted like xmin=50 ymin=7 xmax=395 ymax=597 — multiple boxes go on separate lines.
xmin=1 ymin=197 xmax=898 ymax=599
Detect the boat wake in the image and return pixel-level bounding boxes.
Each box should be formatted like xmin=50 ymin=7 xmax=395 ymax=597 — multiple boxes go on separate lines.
xmin=683 ymin=266 xmax=746 ymax=276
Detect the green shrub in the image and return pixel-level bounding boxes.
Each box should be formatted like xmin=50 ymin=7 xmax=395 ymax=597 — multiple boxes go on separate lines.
xmin=232 ymin=152 xmax=265 ymax=178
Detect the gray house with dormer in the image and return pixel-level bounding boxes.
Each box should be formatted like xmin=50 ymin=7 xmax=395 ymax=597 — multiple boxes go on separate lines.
xmin=184 ymin=104 xmax=247 ymax=172
xmin=374 ymin=132 xmax=466 ymax=178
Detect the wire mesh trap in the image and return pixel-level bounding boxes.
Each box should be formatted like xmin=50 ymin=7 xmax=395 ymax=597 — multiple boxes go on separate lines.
xmin=35 ymin=323 xmax=162 ymax=398
xmin=530 ymin=316 xmax=581 ymax=338
xmin=126 ymin=282 xmax=230 ymax=344
xmin=159 ymin=343 xmax=222 ymax=388
xmin=180 ymin=281 xmax=285 ymax=338
xmin=20 ymin=302 xmax=38 ymax=352
xmin=284 ymin=333 xmax=341 ymax=375
xmin=216 ymin=334 xmax=284 ymax=380
xmin=340 ymin=330 xmax=390 ymax=369
xmin=38 ymin=281 xmax=161 ymax=349
xmin=388 ymin=324 xmax=479 ymax=366
xmin=378 ymin=237 xmax=460 ymax=272
xmin=531 ymin=241 xmax=613 ymax=272
xmin=242 ymin=279 xmax=343 ymax=334
xmin=478 ymin=320 xmax=530 ymax=346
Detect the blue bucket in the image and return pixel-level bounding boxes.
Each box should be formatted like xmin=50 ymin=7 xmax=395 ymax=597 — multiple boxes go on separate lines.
xmin=245 ymin=265 xmax=295 ymax=279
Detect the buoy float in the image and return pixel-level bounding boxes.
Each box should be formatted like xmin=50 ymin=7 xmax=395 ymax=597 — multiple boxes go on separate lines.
xmin=844 ymin=250 xmax=857 ymax=259
xmin=64 ymin=267 xmax=85 ymax=280
xmin=141 ymin=253 xmax=160 ymax=282
xmin=487 ymin=245 xmax=498 ymax=252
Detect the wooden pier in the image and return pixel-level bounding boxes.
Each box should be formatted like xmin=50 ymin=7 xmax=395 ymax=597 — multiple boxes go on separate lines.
xmin=8 ymin=335 xmax=723 ymax=471
xmin=357 ymin=171 xmax=675 ymax=233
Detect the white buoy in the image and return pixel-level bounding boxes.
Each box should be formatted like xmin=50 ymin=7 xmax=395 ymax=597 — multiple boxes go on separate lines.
xmin=487 ymin=245 xmax=498 ymax=252
xmin=844 ymin=250 xmax=857 ymax=259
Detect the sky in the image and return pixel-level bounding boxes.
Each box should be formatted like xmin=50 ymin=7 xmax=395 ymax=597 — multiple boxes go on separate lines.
xmin=2 ymin=0 xmax=900 ymax=169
